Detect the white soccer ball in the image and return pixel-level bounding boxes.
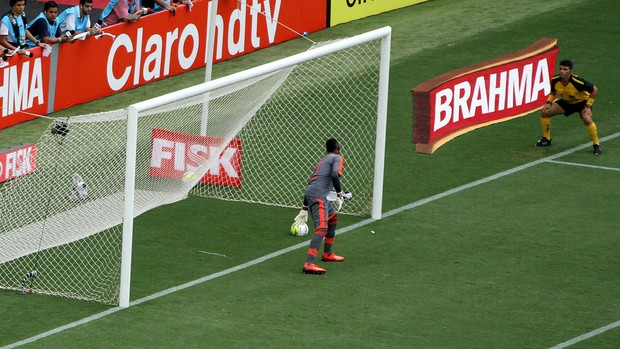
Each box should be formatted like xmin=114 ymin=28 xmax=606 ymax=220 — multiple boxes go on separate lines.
xmin=291 ymin=222 xmax=309 ymax=237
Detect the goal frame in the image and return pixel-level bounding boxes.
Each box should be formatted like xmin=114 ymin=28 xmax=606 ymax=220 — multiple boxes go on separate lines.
xmin=119 ymin=26 xmax=392 ymax=307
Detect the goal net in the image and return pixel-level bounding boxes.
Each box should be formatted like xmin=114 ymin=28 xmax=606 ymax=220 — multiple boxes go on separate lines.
xmin=0 ymin=27 xmax=391 ymax=306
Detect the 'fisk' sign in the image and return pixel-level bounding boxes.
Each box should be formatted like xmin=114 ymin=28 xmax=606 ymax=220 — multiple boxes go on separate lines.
xmin=0 ymin=143 xmax=37 ymax=182
xmin=150 ymin=128 xmax=243 ymax=188
xmin=412 ymin=38 xmax=559 ymax=154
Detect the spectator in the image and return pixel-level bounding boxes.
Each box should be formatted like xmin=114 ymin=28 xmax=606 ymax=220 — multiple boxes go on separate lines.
xmin=141 ymin=0 xmax=175 ymax=14
xmin=26 ymin=1 xmax=69 ymax=47
xmin=57 ymin=0 xmax=101 ymax=38
xmin=0 ymin=0 xmax=45 ymax=54
xmin=99 ymin=0 xmax=149 ymax=27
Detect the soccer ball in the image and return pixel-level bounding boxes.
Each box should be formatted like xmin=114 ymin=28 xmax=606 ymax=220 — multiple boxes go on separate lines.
xmin=290 ymin=222 xmax=309 ymax=237
xmin=182 ymin=171 xmax=196 ymax=181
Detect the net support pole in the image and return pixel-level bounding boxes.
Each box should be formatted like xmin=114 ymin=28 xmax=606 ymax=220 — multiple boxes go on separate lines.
xmin=119 ymin=106 xmax=139 ymax=308
xmin=371 ymin=27 xmax=391 ymax=220
xmin=200 ymin=0 xmax=218 ymax=136
xmin=204 ymin=0 xmax=217 ymax=83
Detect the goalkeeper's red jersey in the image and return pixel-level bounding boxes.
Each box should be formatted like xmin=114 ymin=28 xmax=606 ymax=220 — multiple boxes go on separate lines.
xmin=304 ymin=153 xmax=344 ymax=199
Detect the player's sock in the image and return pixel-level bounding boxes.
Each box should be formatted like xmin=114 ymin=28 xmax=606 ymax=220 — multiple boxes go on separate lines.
xmin=323 ymin=214 xmax=337 ymax=255
xmin=586 ymin=122 xmax=599 ymax=145
xmin=305 ymin=232 xmax=325 ymax=265
xmin=323 ymin=237 xmax=334 ymax=255
xmin=541 ymin=117 xmax=551 ymax=140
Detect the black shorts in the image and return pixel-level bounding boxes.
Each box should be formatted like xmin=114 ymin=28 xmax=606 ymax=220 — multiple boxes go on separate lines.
xmin=556 ymin=99 xmax=588 ymax=116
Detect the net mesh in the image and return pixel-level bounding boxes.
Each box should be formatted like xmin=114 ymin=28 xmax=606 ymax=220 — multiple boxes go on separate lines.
xmin=193 ymin=39 xmax=381 ymax=215
xmin=0 ymin=36 xmax=383 ymax=305
xmin=0 ymin=110 xmax=128 ymax=304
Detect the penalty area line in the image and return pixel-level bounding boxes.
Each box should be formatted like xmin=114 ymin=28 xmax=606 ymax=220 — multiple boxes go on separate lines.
xmin=3 ymin=132 xmax=620 ymax=349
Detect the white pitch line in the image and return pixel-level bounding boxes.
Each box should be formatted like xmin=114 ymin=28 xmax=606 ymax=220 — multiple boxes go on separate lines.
xmin=198 ymin=251 xmax=228 ymax=257
xmin=3 ymin=132 xmax=620 ymax=349
xmin=546 ymin=160 xmax=620 ymax=172
xmin=549 ymin=320 xmax=620 ymax=349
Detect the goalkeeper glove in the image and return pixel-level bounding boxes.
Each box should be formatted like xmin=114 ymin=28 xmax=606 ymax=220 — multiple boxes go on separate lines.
xmin=335 ymin=197 xmax=344 ymax=211
xmin=294 ymin=207 xmax=308 ymax=225
xmin=335 ymin=191 xmax=352 ymax=212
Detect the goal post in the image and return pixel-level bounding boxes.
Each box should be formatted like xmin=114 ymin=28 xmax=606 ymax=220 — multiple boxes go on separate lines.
xmin=0 ymin=26 xmax=391 ymax=307
xmin=373 ymin=28 xmax=391 ymax=221
xmin=120 ymin=26 xmax=391 ymax=306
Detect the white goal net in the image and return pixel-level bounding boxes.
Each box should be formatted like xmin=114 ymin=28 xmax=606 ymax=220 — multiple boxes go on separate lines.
xmin=0 ymin=27 xmax=391 ymax=306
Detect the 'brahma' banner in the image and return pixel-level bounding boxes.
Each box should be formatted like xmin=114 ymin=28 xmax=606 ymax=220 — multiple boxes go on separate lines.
xmin=412 ymin=38 xmax=559 ymax=154
xmin=0 ymin=50 xmax=51 ymax=129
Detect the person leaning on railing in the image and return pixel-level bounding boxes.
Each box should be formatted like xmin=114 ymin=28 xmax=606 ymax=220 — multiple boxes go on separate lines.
xmin=99 ymin=0 xmax=150 ymax=27
xmin=57 ymin=0 xmax=102 ymax=41
xmin=26 ymin=1 xmax=70 ymax=47
xmin=0 ymin=0 xmax=45 ymax=57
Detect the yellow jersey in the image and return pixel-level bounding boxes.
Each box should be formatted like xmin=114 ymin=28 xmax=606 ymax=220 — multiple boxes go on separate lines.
xmin=549 ymin=74 xmax=594 ymax=104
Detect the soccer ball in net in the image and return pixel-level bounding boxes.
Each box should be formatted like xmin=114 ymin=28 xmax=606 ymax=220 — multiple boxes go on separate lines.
xmin=290 ymin=222 xmax=309 ymax=237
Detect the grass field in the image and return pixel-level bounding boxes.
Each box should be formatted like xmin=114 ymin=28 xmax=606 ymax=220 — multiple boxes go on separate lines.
xmin=2 ymin=0 xmax=620 ymax=348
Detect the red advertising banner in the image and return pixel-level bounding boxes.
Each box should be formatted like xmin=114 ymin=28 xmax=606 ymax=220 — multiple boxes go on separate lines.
xmin=0 ymin=143 xmax=37 ymax=182
xmin=53 ymin=2 xmax=209 ymax=111
xmin=412 ymin=38 xmax=559 ymax=154
xmin=53 ymin=0 xmax=327 ymax=111
xmin=0 ymin=0 xmax=328 ymax=130
xmin=213 ymin=0 xmax=327 ymax=62
xmin=150 ymin=128 xmax=243 ymax=188
xmin=0 ymin=48 xmax=51 ymax=129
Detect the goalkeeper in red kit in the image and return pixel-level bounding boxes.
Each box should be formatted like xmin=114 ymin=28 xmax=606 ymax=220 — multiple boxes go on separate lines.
xmin=294 ymin=138 xmax=351 ymax=274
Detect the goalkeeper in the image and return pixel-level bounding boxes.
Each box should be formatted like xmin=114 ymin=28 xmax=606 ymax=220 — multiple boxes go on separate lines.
xmin=295 ymin=138 xmax=351 ymax=274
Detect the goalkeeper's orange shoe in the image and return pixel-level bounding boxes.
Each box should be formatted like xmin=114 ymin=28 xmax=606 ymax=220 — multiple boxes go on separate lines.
xmin=303 ymin=263 xmax=326 ymax=274
xmin=321 ymin=252 xmax=345 ymax=262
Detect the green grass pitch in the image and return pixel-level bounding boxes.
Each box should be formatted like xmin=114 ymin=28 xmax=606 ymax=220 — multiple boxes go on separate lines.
xmin=1 ymin=0 xmax=620 ymax=347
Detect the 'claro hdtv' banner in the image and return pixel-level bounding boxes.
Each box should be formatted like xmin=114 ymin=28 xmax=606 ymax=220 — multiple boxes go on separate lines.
xmin=0 ymin=0 xmax=327 ymax=130
xmin=412 ymin=38 xmax=559 ymax=154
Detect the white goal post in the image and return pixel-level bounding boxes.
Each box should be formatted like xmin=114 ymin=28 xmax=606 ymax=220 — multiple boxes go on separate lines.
xmin=121 ymin=26 xmax=391 ymax=306
xmin=0 ymin=26 xmax=391 ymax=307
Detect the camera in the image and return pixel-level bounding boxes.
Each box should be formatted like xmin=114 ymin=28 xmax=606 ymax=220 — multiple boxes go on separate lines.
xmin=51 ymin=122 xmax=69 ymax=136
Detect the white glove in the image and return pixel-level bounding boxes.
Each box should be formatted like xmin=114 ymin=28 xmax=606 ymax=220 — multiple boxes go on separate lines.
xmin=294 ymin=209 xmax=308 ymax=225
xmin=327 ymin=191 xmax=353 ymax=202
xmin=335 ymin=197 xmax=344 ymax=212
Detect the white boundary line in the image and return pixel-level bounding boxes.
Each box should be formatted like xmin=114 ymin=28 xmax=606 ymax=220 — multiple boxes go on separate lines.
xmin=549 ymin=320 xmax=620 ymax=349
xmin=546 ymin=160 xmax=620 ymax=172
xmin=3 ymin=132 xmax=619 ymax=349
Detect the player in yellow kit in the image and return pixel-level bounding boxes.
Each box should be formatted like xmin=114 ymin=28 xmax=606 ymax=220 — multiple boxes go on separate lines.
xmin=536 ymin=59 xmax=601 ymax=155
